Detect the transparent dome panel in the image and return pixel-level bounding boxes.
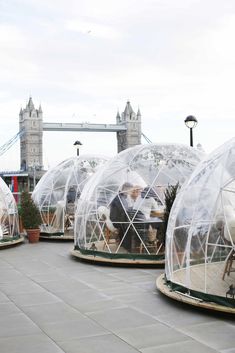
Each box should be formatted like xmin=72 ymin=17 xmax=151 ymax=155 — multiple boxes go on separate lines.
xmin=32 ymin=155 xmax=108 ymax=235
xmin=0 ymin=177 xmax=19 ymax=240
xmin=165 ymin=138 xmax=235 ymax=305
xmin=75 ymin=144 xmax=203 ymax=258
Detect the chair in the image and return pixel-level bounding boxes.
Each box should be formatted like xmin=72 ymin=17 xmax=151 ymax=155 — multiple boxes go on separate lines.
xmin=64 ymin=214 xmax=74 ymax=231
xmin=222 ymin=250 xmax=235 ymax=280
xmin=0 ymin=223 xmax=9 ymax=239
xmin=138 ymin=225 xmax=163 ymax=254
xmin=226 ymin=284 xmax=235 ymax=299
xmin=97 ymin=206 xmax=119 ymax=249
xmin=64 ymin=203 xmax=75 ymax=231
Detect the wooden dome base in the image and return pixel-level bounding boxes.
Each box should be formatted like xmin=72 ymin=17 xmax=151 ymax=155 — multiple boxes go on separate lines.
xmin=156 ymin=273 xmax=235 ymax=314
xmin=0 ymin=235 xmax=24 ymax=249
xmin=71 ymin=249 xmax=164 ymax=266
xmin=40 ymin=234 xmax=74 ymax=241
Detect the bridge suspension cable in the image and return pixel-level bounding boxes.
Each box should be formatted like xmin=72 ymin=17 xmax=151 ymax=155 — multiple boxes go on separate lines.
xmin=0 ymin=129 xmax=25 ymax=157
xmin=0 ymin=129 xmax=151 ymax=157
xmin=141 ymin=132 xmax=152 ymax=144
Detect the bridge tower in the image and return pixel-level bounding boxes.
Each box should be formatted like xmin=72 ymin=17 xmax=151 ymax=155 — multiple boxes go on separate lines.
xmin=116 ymin=101 xmax=141 ymax=152
xmin=19 ymin=97 xmax=43 ymax=171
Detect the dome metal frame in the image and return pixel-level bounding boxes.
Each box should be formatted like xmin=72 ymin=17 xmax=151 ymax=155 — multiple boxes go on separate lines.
xmin=32 ymin=155 xmax=108 ymax=240
xmin=73 ymin=143 xmax=203 ymax=265
xmin=0 ymin=177 xmax=23 ymax=248
xmin=158 ymin=138 xmax=235 ymax=313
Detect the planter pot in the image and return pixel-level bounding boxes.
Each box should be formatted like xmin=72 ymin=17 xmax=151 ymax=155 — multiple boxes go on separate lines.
xmin=26 ymin=229 xmax=40 ymax=243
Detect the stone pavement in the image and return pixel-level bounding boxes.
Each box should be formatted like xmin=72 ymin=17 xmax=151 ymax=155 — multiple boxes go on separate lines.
xmin=0 ymin=240 xmax=234 ymax=353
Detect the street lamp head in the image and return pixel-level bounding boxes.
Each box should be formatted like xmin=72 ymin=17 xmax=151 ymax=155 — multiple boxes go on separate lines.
xmin=73 ymin=140 xmax=82 ymax=146
xmin=184 ymin=115 xmax=198 ymax=129
xmin=73 ymin=140 xmax=82 ymax=156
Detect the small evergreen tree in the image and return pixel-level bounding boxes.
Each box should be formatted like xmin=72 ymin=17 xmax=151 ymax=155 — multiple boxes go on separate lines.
xmin=162 ymin=183 xmax=180 ymax=244
xmin=20 ymin=191 xmax=41 ymax=229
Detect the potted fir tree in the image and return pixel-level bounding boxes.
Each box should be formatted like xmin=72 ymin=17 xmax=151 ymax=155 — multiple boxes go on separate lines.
xmin=162 ymin=183 xmax=180 ymax=245
xmin=20 ymin=191 xmax=41 ymax=243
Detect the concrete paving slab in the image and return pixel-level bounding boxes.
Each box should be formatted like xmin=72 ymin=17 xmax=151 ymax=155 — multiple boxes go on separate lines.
xmin=141 ymin=340 xmax=219 ymax=353
xmin=28 ymin=271 xmax=69 ymax=283
xmin=0 ymin=333 xmax=64 ymax=353
xmin=134 ymin=280 xmax=159 ymax=292
xmin=59 ymin=333 xmax=140 ymax=353
xmin=74 ymin=298 xmax=125 ymax=314
xmin=88 ymin=307 xmax=157 ymax=331
xmin=72 ymin=270 xmax=122 ymax=284
xmin=179 ymin=321 xmax=235 ymax=351
xmin=56 ymin=287 xmax=109 ymax=307
xmin=22 ymin=302 xmax=85 ymax=325
xmin=0 ymin=279 xmax=45 ymax=295
xmin=39 ymin=254 xmax=78 ymax=269
xmin=41 ymin=317 xmax=108 ymax=341
xmin=0 ymin=302 xmax=21 ymax=316
xmin=0 ymin=259 xmax=13 ymax=269
xmin=0 ymin=241 xmax=234 ymax=353
xmin=150 ymin=295 xmax=220 ymax=327
xmin=9 ymin=291 xmax=62 ymax=307
xmin=113 ymin=290 xmax=158 ymax=304
xmin=0 ymin=268 xmax=24 ymax=283
xmin=0 ymin=313 xmax=41 ymax=338
xmin=77 ymin=278 xmax=127 ymax=291
xmin=37 ymin=278 xmax=91 ymax=294
xmin=86 ymin=278 xmax=142 ymax=295
xmin=111 ymin=272 xmax=159 ymax=283
xmin=16 ymin=260 xmax=53 ymax=276
xmin=0 ymin=291 xmax=10 ymax=303
xmin=99 ymin=283 xmax=147 ymax=297
xmin=116 ymin=323 xmax=190 ymax=350
xmin=92 ymin=266 xmax=142 ymax=276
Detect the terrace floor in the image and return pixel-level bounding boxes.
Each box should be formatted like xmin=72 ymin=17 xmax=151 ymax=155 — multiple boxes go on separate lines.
xmin=0 ymin=239 xmax=234 ymax=353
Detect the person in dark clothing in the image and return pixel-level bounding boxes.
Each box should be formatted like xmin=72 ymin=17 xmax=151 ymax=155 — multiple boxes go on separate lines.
xmin=66 ymin=186 xmax=76 ymax=204
xmin=110 ymin=182 xmax=133 ymax=251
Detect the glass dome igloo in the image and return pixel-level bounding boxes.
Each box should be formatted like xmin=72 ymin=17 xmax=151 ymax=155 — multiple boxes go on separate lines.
xmin=32 ymin=155 xmax=108 ymax=239
xmin=72 ymin=143 xmax=203 ymax=264
xmin=158 ymin=138 xmax=235 ymax=313
xmin=0 ymin=177 xmax=22 ymax=246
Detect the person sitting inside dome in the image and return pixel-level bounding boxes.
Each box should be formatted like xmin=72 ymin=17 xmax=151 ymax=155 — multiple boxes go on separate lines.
xmin=110 ymin=182 xmax=133 ymax=250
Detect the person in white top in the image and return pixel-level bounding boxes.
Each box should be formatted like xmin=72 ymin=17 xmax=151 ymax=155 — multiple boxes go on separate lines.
xmin=133 ymin=187 xmax=161 ymax=219
xmin=127 ymin=185 xmax=142 ymax=208
xmin=131 ymin=186 xmax=162 ymax=244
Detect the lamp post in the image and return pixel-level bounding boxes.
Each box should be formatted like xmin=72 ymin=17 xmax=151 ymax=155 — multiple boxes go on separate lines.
xmin=31 ymin=164 xmax=40 ymax=189
xmin=33 ymin=165 xmax=36 ymax=189
xmin=73 ymin=140 xmax=82 ymax=156
xmin=184 ymin=115 xmax=198 ymax=147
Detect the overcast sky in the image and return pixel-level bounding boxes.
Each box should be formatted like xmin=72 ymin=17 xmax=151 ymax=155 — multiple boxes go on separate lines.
xmin=1 ymin=0 xmax=235 ymax=170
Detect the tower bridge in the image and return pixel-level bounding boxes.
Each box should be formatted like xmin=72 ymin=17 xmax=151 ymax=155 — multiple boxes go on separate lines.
xmin=19 ymin=97 xmax=142 ymax=171
xmin=42 ymin=122 xmax=126 ymax=132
